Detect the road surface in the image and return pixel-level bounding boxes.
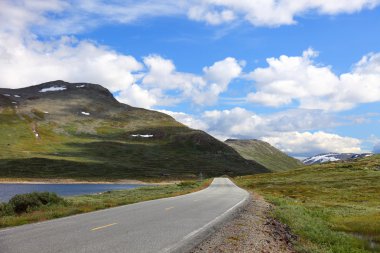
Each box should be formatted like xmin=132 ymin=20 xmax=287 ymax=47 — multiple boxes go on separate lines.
xmin=0 ymin=178 xmax=249 ymax=253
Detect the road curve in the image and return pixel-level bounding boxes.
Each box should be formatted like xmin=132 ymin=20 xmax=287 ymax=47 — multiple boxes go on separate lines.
xmin=0 ymin=178 xmax=249 ymax=253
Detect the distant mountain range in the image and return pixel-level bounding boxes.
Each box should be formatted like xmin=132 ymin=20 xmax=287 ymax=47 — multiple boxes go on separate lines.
xmin=0 ymin=80 xmax=268 ymax=180
xmin=225 ymin=139 xmax=303 ymax=172
xmin=303 ymin=153 xmax=373 ymax=165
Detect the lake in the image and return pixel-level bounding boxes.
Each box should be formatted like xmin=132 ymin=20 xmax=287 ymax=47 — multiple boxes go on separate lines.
xmin=0 ymin=183 xmax=144 ymax=202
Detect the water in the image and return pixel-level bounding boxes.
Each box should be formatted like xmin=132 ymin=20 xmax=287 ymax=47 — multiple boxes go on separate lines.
xmin=0 ymin=183 xmax=144 ymax=202
xmin=351 ymin=232 xmax=380 ymax=252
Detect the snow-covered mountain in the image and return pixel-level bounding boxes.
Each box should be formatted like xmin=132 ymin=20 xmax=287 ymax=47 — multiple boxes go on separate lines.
xmin=303 ymin=153 xmax=373 ymax=165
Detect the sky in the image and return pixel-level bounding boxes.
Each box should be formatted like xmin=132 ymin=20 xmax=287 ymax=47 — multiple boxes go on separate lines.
xmin=1 ymin=0 xmax=380 ymax=158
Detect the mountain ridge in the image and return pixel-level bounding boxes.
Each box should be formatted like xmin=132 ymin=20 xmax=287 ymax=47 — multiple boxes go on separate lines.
xmin=0 ymin=80 xmax=269 ymax=180
xmin=225 ymin=139 xmax=302 ymax=172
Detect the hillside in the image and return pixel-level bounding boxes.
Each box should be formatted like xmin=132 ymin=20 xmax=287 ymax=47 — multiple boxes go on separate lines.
xmin=235 ymin=155 xmax=380 ymax=252
xmin=0 ymin=81 xmax=268 ymax=180
xmin=225 ymin=139 xmax=302 ymax=172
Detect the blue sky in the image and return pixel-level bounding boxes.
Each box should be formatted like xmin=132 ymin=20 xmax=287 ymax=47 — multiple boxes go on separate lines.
xmin=1 ymin=0 xmax=380 ymax=157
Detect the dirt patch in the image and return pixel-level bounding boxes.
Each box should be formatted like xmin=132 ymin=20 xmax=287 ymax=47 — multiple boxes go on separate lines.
xmin=190 ymin=192 xmax=297 ymax=253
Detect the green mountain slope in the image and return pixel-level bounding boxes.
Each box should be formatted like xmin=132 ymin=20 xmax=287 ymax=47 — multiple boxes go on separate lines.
xmin=0 ymin=81 xmax=268 ymax=180
xmin=225 ymin=139 xmax=302 ymax=172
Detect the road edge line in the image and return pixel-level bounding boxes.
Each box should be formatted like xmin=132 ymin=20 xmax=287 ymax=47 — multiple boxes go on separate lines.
xmin=161 ymin=181 xmax=251 ymax=253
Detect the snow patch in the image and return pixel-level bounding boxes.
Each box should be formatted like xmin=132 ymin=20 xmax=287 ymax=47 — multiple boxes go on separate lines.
xmin=303 ymin=152 xmax=373 ymax=165
xmin=3 ymin=94 xmax=10 ymax=96
xmin=303 ymin=153 xmax=340 ymax=165
xmin=32 ymin=129 xmax=39 ymax=139
xmin=14 ymin=95 xmax=20 ymax=98
xmin=12 ymin=102 xmax=17 ymax=104
xmin=39 ymin=86 xmax=67 ymax=92
xmin=44 ymin=111 xmax=49 ymax=114
xmin=81 ymin=111 xmax=90 ymax=116
xmin=131 ymin=134 xmax=154 ymax=138
xmin=76 ymin=85 xmax=85 ymax=88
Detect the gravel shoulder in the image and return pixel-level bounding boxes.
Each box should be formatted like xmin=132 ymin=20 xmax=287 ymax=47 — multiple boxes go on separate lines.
xmin=190 ymin=192 xmax=297 ymax=253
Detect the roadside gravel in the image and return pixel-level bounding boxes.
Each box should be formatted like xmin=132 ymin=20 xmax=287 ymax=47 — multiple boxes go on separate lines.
xmin=190 ymin=192 xmax=296 ymax=253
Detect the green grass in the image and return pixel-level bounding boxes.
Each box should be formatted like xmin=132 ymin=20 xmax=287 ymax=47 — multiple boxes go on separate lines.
xmin=0 ymin=180 xmax=210 ymax=228
xmin=234 ymin=155 xmax=380 ymax=253
xmin=0 ymin=98 xmax=268 ymax=180
xmin=226 ymin=139 xmax=302 ymax=172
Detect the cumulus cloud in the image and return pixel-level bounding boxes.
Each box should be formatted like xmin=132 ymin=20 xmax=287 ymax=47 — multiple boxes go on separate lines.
xmin=159 ymin=110 xmax=209 ymax=130
xmin=0 ymin=35 xmax=142 ymax=90
xmin=0 ymin=0 xmax=68 ymax=35
xmin=163 ymin=107 xmax=357 ymax=156
xmin=199 ymin=107 xmax=337 ymax=139
xmin=142 ymin=55 xmax=242 ymax=106
xmin=2 ymin=0 xmax=379 ymax=37
xmin=247 ymin=49 xmax=380 ymax=111
xmin=188 ymin=0 xmax=380 ymax=26
xmin=0 ymin=32 xmax=241 ymax=108
xmin=188 ymin=5 xmax=235 ymax=25
xmin=0 ymin=0 xmax=185 ymax=36
xmin=117 ymin=84 xmax=157 ymax=109
xmin=262 ymin=131 xmax=362 ymax=156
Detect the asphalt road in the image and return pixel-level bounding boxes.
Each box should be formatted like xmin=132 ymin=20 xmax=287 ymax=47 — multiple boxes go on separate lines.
xmin=0 ymin=178 xmax=249 ymax=253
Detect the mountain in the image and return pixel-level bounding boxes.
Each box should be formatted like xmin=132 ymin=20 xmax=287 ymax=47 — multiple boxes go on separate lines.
xmin=303 ymin=153 xmax=374 ymax=165
xmin=0 ymin=81 xmax=269 ymax=180
xmin=225 ymin=139 xmax=302 ymax=172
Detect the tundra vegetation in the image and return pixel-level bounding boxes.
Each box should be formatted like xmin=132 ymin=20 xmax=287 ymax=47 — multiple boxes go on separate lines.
xmin=235 ymin=155 xmax=380 ymax=253
xmin=225 ymin=139 xmax=303 ymax=172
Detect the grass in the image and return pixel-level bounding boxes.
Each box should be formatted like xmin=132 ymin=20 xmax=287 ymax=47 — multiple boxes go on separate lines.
xmin=225 ymin=139 xmax=302 ymax=172
xmin=234 ymin=155 xmax=380 ymax=253
xmin=0 ymin=179 xmax=211 ymax=228
xmin=0 ymin=94 xmax=268 ymax=180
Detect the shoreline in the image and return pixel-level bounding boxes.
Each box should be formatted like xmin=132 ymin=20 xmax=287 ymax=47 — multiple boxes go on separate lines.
xmin=0 ymin=178 xmax=179 ymax=185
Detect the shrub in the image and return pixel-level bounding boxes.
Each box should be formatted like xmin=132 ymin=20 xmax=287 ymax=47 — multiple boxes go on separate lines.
xmin=8 ymin=192 xmax=64 ymax=214
xmin=0 ymin=203 xmax=14 ymax=216
xmin=177 ymin=181 xmax=197 ymax=188
xmin=34 ymin=192 xmax=63 ymax=205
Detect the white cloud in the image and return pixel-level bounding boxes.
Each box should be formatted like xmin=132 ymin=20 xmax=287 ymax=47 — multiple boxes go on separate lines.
xmin=116 ymin=84 xmax=157 ymax=109
xmin=262 ymin=131 xmax=362 ymax=156
xmin=164 ymin=107 xmax=355 ymax=156
xmin=2 ymin=0 xmax=379 ymax=38
xmin=0 ymin=34 xmax=142 ymax=91
xmin=247 ymin=49 xmax=380 ymax=111
xmin=199 ymin=107 xmax=337 ymax=138
xmin=0 ymin=0 xmax=68 ymax=35
xmin=141 ymin=55 xmax=242 ymax=106
xmin=159 ymin=110 xmax=209 ymax=130
xmin=189 ymin=0 xmax=380 ymax=26
xmin=188 ymin=5 xmax=235 ymax=25
xmin=0 ymin=0 xmax=185 ymax=35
